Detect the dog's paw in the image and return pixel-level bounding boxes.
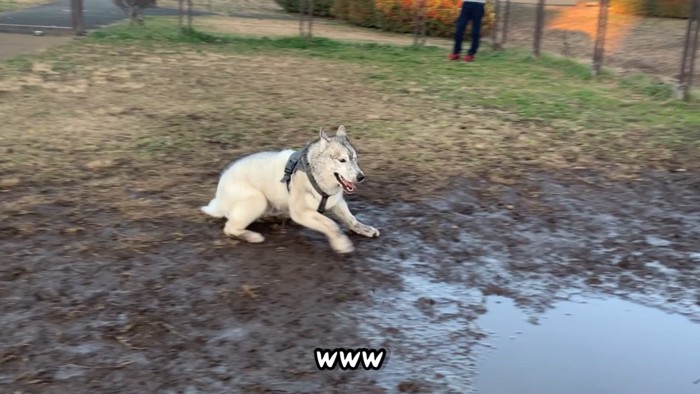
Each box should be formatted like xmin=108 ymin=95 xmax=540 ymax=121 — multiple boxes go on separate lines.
xmin=241 ymin=231 xmax=265 ymax=243
xmin=226 ymin=229 xmax=265 ymax=243
xmin=331 ymin=235 xmax=355 ymax=254
xmin=354 ymin=223 xmax=380 ymax=238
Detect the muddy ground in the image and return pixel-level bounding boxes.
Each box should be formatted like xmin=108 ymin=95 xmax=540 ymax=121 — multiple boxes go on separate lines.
xmin=0 ymin=15 xmax=699 ymax=392
xmin=1 ymin=168 xmax=699 ymax=393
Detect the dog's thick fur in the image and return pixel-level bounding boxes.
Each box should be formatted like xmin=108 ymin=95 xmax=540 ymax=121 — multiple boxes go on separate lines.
xmin=201 ymin=125 xmax=379 ymax=254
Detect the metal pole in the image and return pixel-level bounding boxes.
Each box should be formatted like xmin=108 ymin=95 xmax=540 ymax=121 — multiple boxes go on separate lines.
xmin=179 ymin=0 xmax=184 ymax=29
xmin=492 ymin=0 xmax=501 ymax=49
xmin=533 ymin=0 xmax=546 ymax=57
xmin=502 ymin=0 xmax=511 ymax=45
xmin=682 ymin=0 xmax=700 ymax=101
xmin=419 ymin=0 xmax=428 ymax=45
xmin=299 ymin=0 xmax=306 ymax=37
xmin=413 ymin=0 xmax=420 ymax=46
xmin=71 ymin=0 xmax=84 ymax=35
xmin=678 ymin=0 xmax=700 ymax=101
xmin=592 ymin=0 xmax=609 ymax=76
xmin=187 ymin=0 xmax=192 ymax=29
xmin=308 ymin=0 xmax=314 ymax=38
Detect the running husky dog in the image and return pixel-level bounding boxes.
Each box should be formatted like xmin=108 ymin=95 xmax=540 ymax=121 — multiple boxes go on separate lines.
xmin=201 ymin=125 xmax=380 ymax=254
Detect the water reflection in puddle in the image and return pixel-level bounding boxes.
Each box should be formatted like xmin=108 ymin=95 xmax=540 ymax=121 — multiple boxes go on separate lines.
xmin=475 ymin=296 xmax=700 ymax=394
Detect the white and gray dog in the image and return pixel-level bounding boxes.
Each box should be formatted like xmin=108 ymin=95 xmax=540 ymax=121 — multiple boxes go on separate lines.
xmin=201 ymin=125 xmax=380 ymax=254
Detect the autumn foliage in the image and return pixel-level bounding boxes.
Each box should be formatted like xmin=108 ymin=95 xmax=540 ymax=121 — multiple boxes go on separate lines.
xmin=611 ymin=0 xmax=692 ymax=18
xmin=277 ymin=0 xmax=496 ymax=38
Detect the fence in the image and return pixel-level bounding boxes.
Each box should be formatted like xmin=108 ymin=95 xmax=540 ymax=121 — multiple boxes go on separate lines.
xmin=1 ymin=0 xmax=697 ymax=100
xmin=269 ymin=0 xmax=700 ymax=101
xmin=403 ymin=0 xmax=699 ymax=101
xmin=484 ymin=0 xmax=700 ymax=101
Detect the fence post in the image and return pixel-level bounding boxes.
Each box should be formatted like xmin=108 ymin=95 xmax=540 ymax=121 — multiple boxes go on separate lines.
xmin=299 ymin=0 xmax=306 ymax=37
xmin=420 ymin=0 xmax=428 ymax=45
xmin=502 ymin=0 xmax=511 ymax=45
xmin=70 ymin=0 xmax=84 ymax=35
xmin=491 ymin=0 xmax=501 ymax=50
xmin=299 ymin=0 xmax=313 ymax=38
xmin=591 ymin=0 xmax=610 ymax=76
xmin=678 ymin=0 xmax=700 ymax=101
xmin=533 ymin=0 xmax=546 ymax=57
xmin=187 ymin=0 xmax=193 ymax=29
xmin=413 ymin=0 xmax=421 ymax=46
xmin=308 ymin=0 xmax=314 ymax=38
xmin=179 ymin=0 xmax=184 ymax=29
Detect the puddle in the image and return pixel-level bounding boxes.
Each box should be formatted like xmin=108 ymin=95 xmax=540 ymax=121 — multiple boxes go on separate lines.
xmin=475 ymin=296 xmax=700 ymax=394
xmin=349 ymin=270 xmax=487 ymax=393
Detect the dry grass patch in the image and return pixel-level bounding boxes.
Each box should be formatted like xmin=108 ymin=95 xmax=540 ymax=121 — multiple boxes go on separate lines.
xmin=1 ymin=21 xmax=698 ymax=222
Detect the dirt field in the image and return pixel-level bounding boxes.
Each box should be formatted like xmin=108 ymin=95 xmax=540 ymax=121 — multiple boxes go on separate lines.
xmin=1 ymin=19 xmax=700 ymax=394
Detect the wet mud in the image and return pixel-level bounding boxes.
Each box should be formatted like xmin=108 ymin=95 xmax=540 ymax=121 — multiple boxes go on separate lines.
xmin=1 ymin=170 xmax=699 ymax=393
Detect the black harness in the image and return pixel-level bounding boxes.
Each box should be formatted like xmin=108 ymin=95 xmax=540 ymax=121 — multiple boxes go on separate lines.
xmin=280 ymin=144 xmax=330 ymax=214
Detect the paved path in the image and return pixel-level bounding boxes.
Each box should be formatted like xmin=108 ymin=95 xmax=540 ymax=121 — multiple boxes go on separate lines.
xmin=0 ymin=0 xmax=212 ymax=33
xmin=0 ymin=32 xmax=72 ymax=60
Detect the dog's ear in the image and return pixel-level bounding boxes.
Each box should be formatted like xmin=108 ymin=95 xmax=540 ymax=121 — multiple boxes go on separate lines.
xmin=318 ymin=127 xmax=331 ymax=147
xmin=336 ymin=125 xmax=347 ymax=138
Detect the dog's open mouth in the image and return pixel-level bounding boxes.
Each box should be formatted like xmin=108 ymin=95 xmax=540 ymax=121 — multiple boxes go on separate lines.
xmin=334 ymin=173 xmax=356 ymax=194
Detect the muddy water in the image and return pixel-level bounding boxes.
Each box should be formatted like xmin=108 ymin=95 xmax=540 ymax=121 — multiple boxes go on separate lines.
xmin=350 ymin=173 xmax=700 ymax=393
xmin=2 ymin=172 xmax=699 ymax=393
xmin=475 ymin=296 xmax=700 ymax=394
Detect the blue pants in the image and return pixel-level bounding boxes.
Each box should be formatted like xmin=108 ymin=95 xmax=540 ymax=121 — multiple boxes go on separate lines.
xmin=452 ymin=1 xmax=485 ymax=56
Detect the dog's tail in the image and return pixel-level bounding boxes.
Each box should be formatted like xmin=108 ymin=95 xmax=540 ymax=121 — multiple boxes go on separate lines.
xmin=201 ymin=198 xmax=225 ymax=218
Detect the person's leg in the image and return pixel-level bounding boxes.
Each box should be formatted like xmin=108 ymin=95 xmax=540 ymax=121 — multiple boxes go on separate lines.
xmin=467 ymin=3 xmax=485 ymax=57
xmin=451 ymin=2 xmax=471 ymax=57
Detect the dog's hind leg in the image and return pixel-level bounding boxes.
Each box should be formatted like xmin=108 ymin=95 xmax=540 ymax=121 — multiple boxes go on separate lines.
xmin=201 ymin=198 xmax=225 ymax=218
xmin=223 ymin=194 xmax=268 ymax=243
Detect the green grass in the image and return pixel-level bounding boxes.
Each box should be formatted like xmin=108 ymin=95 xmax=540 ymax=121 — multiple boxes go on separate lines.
xmin=2 ymin=16 xmax=699 ymax=191
xmin=86 ymin=18 xmax=700 ymax=146
xmin=4 ymin=56 xmax=34 ymax=73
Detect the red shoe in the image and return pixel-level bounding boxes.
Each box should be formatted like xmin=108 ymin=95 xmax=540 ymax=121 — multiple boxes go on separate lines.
xmin=448 ymin=53 xmax=460 ymax=60
xmin=464 ymin=54 xmax=475 ymax=62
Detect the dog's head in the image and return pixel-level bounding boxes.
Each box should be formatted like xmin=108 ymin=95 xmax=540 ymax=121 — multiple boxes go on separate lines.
xmin=309 ymin=125 xmax=365 ymax=194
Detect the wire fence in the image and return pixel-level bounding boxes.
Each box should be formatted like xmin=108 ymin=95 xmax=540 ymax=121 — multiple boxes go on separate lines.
xmin=398 ymin=0 xmax=699 ymax=100
xmin=2 ymin=0 xmax=697 ymax=99
xmin=487 ymin=0 xmax=699 ymax=100
xmin=172 ymin=0 xmax=699 ymax=100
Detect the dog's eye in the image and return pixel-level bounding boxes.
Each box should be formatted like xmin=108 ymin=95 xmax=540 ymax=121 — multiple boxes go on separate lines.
xmin=338 ymin=158 xmax=347 ymax=163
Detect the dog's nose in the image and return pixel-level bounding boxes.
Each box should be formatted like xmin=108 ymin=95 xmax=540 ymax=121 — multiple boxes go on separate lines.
xmin=357 ymin=173 xmax=365 ymax=183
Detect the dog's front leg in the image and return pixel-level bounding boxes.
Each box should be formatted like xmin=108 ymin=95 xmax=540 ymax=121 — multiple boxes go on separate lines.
xmin=289 ymin=178 xmax=354 ymax=254
xmin=290 ymin=206 xmax=354 ymax=254
xmin=330 ymin=199 xmax=380 ymax=238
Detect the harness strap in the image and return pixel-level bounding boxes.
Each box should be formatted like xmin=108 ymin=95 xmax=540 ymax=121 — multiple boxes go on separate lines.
xmin=280 ymin=145 xmax=330 ymax=214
